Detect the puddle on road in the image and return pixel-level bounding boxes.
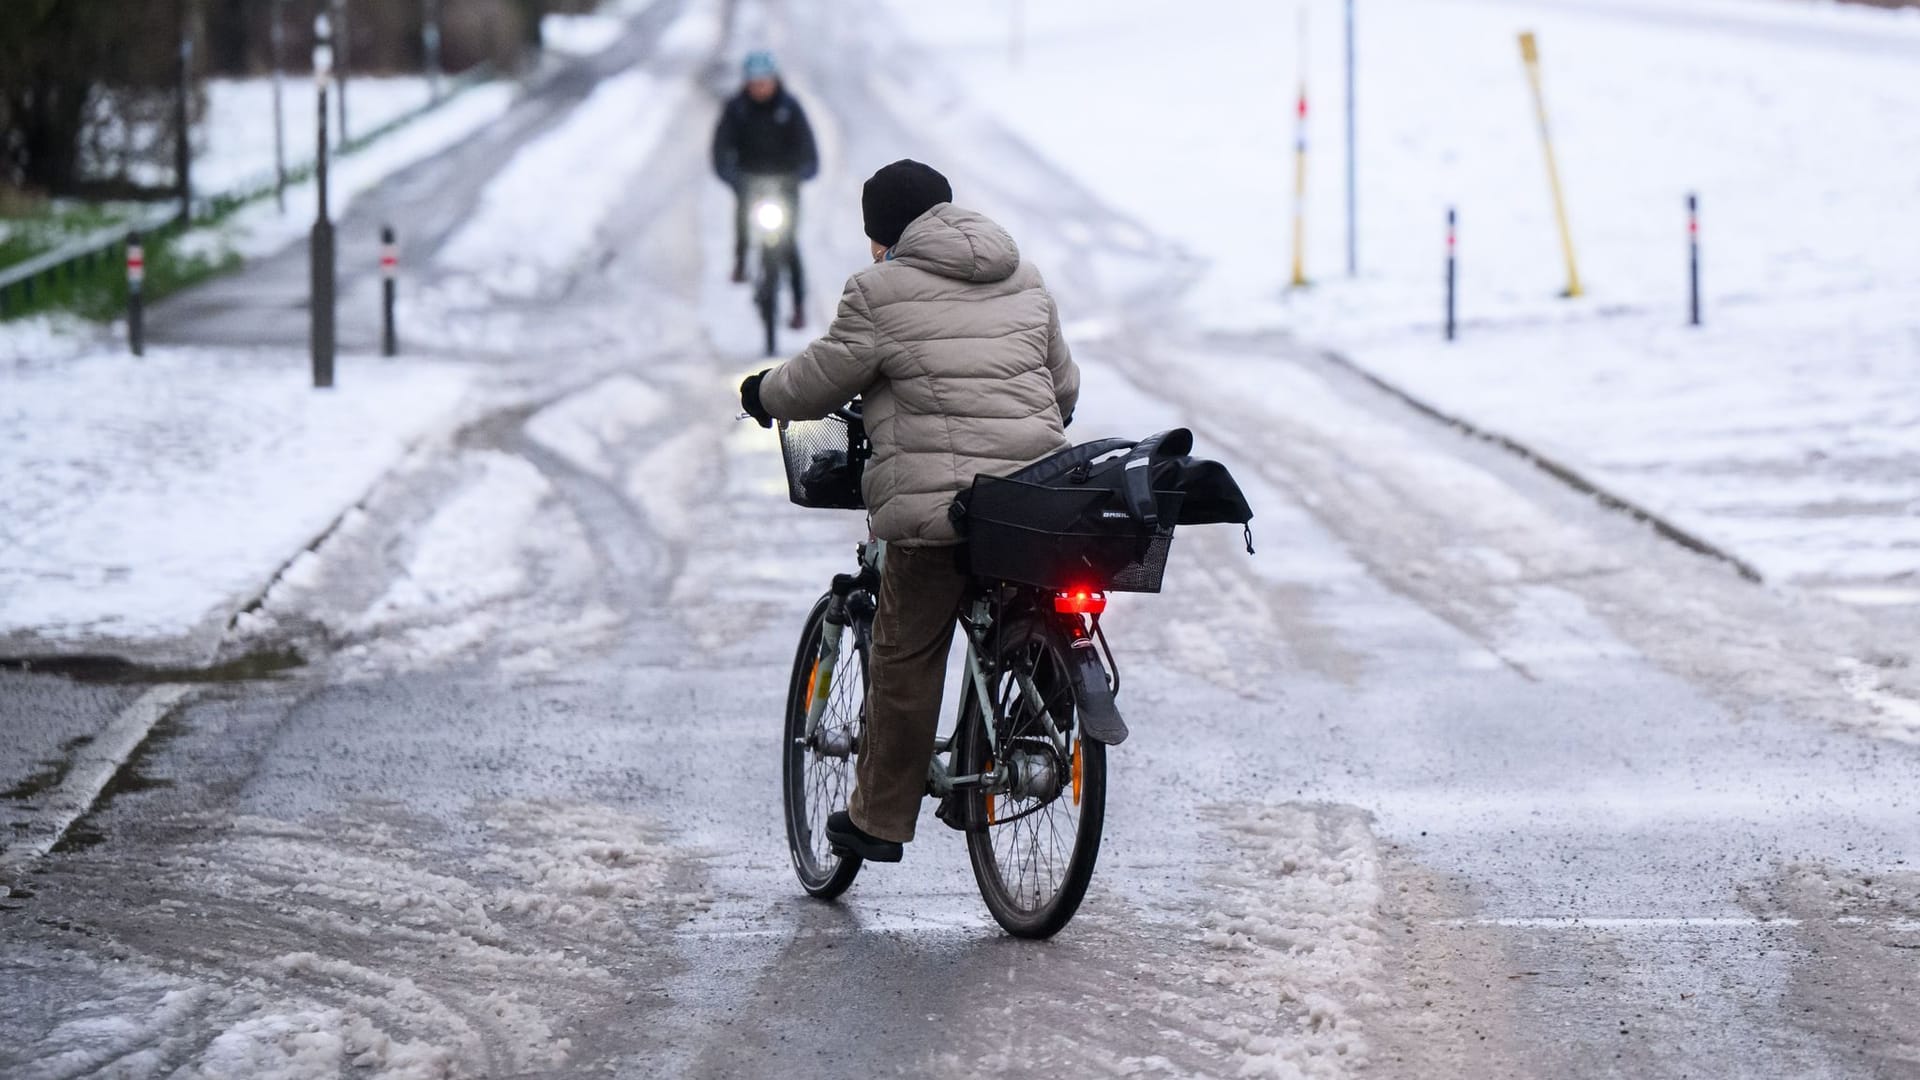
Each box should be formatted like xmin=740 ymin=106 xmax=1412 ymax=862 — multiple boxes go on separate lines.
xmin=0 ymin=733 xmax=95 ymax=802
xmin=0 ymin=646 xmax=306 ymax=686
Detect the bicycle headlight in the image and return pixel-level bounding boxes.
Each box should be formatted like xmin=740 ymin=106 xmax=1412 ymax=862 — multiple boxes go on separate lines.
xmin=753 ymin=201 xmax=786 ymax=232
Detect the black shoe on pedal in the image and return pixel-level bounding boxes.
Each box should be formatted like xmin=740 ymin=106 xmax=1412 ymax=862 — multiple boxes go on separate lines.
xmin=826 ymin=810 xmax=903 ymax=862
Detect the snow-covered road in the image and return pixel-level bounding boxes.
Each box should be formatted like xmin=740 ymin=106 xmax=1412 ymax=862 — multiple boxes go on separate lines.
xmin=3 ymin=0 xmax=1918 ymax=1077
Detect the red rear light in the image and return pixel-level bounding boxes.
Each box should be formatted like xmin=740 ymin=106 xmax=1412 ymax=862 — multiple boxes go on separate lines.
xmin=1053 ymin=590 xmax=1107 ymax=616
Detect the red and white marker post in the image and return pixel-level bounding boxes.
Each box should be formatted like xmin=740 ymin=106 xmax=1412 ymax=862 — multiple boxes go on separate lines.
xmin=1687 ymin=193 xmax=1701 ymax=327
xmin=1444 ymin=208 xmax=1458 ymax=342
xmin=127 ymin=231 xmax=146 ymax=357
xmin=380 ymin=224 xmax=398 ymax=357
xmin=1290 ymin=6 xmax=1311 ymax=289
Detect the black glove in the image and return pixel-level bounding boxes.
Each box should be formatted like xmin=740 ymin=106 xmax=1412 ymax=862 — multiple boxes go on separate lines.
xmin=740 ymin=370 xmax=773 ymax=428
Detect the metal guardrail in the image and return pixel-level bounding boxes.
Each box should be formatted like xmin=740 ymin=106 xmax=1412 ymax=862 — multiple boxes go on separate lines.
xmin=0 ymin=206 xmax=176 ymax=314
xmin=0 ymin=64 xmax=495 ymax=320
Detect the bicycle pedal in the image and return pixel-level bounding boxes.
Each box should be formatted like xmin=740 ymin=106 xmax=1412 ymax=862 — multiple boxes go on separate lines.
xmin=933 ymin=793 xmax=982 ymax=834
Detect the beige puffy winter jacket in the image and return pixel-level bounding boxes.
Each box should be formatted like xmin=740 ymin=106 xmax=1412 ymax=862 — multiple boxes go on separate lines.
xmin=759 ymin=203 xmax=1079 ymax=546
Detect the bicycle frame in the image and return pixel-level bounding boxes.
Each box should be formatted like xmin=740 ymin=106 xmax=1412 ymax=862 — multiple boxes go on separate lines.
xmin=799 ymin=540 xmax=1081 ymax=803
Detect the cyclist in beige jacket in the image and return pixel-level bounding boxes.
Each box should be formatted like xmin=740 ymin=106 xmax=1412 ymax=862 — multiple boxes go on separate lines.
xmin=740 ymin=159 xmax=1080 ymax=861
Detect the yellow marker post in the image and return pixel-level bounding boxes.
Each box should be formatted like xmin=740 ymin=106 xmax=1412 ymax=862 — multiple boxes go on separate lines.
xmin=1290 ymin=6 xmax=1311 ymax=288
xmin=1518 ymin=31 xmax=1583 ymax=298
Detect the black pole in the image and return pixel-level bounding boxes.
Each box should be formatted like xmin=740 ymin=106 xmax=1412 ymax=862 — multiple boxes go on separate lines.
xmin=1445 ymin=207 xmax=1457 ymax=342
xmin=127 ymin=232 xmax=146 ymax=357
xmin=174 ymin=1 xmax=192 ymax=226
xmin=311 ymin=14 xmax=336 ymax=389
xmin=334 ymin=0 xmax=350 ymax=146
xmin=271 ymin=0 xmax=287 ymax=212
xmin=381 ymin=225 xmax=398 ymax=357
xmin=424 ymin=0 xmax=443 ymax=101
xmin=1688 ymin=192 xmax=1701 ymax=328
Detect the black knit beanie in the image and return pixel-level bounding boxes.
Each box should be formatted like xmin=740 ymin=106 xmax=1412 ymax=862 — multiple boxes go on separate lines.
xmin=862 ymin=160 xmax=952 ymax=248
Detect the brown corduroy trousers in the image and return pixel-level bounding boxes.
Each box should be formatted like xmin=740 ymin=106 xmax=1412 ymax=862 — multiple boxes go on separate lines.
xmin=848 ymin=543 xmax=970 ymax=844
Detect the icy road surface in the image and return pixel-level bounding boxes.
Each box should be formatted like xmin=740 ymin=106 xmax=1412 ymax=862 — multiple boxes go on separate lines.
xmin=3 ymin=0 xmax=1918 ymax=1077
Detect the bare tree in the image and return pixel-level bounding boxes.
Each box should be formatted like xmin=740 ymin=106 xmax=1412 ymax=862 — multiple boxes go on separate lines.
xmin=1 ymin=0 xmax=193 ymax=196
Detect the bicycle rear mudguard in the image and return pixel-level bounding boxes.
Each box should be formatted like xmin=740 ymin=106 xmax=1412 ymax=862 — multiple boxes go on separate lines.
xmin=1067 ymin=635 xmax=1128 ymax=745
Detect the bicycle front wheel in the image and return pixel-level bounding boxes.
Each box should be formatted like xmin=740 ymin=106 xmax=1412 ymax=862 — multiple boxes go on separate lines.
xmin=782 ymin=593 xmax=866 ymax=898
xmin=958 ymin=619 xmax=1107 ymax=938
xmin=756 ymin=247 xmax=780 ymax=356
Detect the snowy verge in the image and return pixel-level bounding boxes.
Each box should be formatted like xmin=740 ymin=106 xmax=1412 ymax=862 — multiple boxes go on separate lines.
xmin=0 ymin=313 xmax=103 ymax=367
xmin=0 ymin=347 xmax=472 ymax=665
xmin=236 ymin=445 xmax=620 ymax=677
xmin=1341 ymin=298 xmax=1920 ymax=600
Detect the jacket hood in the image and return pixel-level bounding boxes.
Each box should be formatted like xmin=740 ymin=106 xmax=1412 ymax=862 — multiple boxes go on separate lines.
xmin=891 ymin=204 xmax=1020 ymax=284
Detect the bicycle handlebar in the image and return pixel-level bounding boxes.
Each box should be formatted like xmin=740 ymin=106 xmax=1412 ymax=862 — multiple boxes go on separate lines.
xmin=734 ymin=400 xmax=862 ymax=424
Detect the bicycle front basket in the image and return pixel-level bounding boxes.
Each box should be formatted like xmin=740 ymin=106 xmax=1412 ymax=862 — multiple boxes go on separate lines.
xmin=961 ymin=474 xmax=1180 ymax=593
xmin=778 ymin=416 xmax=865 ymax=510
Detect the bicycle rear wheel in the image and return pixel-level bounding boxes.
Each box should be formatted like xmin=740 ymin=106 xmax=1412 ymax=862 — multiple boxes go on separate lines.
xmin=958 ymin=618 xmax=1107 ymax=938
xmin=782 ymin=593 xmax=867 ymax=898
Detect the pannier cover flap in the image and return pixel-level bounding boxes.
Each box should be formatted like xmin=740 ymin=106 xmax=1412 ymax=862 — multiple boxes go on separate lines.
xmin=950 ymin=428 xmax=1252 ymax=529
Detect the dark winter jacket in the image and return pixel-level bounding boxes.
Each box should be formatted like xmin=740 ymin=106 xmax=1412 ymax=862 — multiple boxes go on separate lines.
xmin=711 ymin=84 xmax=819 ymax=186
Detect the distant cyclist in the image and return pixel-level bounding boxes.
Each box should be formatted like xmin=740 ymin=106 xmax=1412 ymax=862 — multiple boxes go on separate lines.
xmin=712 ymin=50 xmax=820 ymax=328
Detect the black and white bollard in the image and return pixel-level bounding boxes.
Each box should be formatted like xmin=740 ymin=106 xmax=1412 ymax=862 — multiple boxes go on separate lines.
xmin=1687 ymin=192 xmax=1701 ymax=327
xmin=127 ymin=231 xmax=146 ymax=357
xmin=380 ymin=225 xmax=398 ymax=357
xmin=1445 ymin=207 xmax=1458 ymax=342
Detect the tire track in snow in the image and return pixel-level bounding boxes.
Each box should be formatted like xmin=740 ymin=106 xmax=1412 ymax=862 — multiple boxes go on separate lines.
xmin=5 ymin=800 xmax=713 ymax=1076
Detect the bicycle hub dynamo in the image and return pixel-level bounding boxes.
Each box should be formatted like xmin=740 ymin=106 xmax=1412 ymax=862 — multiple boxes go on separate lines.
xmin=1006 ymin=747 xmax=1061 ymax=801
xmin=811 ymin=727 xmax=857 ymax=760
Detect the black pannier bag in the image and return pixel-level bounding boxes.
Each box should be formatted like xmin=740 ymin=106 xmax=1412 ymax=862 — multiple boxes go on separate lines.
xmin=951 ymin=428 xmax=1254 ymax=593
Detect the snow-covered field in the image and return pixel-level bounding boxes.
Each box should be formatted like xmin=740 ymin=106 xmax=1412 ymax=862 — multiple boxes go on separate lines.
xmin=542 ymin=13 xmax=627 ymax=58
xmin=878 ymin=0 xmax=1920 ymax=602
xmin=0 ymin=348 xmax=471 ymax=665
xmin=192 ymin=76 xmax=439 ymax=196
xmin=184 ymin=81 xmax=516 ymax=265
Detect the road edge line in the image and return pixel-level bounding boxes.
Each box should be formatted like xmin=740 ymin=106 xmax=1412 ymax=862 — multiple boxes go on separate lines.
xmin=0 ymin=683 xmax=196 ymax=876
xmin=1318 ymin=348 xmax=1766 ymax=584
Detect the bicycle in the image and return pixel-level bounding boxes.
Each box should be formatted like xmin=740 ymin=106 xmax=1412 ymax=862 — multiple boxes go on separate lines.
xmin=740 ymin=176 xmax=797 ymax=357
xmin=776 ymin=404 xmax=1176 ymax=939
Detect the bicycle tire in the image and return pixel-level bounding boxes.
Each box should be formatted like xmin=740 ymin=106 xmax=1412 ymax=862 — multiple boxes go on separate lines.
xmin=782 ymin=593 xmax=865 ymax=898
xmin=957 ymin=618 xmax=1107 ymax=938
xmin=757 ymin=245 xmax=780 ymax=357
